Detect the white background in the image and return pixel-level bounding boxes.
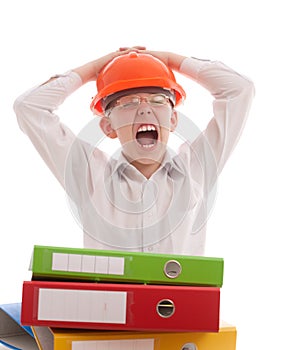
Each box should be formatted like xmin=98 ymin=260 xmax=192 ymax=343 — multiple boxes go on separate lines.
xmin=1 ymin=1 xmax=283 ymax=349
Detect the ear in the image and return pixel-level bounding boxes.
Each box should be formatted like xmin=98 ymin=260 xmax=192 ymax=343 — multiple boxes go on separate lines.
xmin=99 ymin=117 xmax=118 ymax=139
xmin=170 ymin=109 xmax=178 ymax=132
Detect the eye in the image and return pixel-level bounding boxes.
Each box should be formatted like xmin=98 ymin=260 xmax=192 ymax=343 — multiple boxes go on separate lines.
xmin=150 ymin=94 xmax=168 ymax=105
xmin=119 ymin=95 xmax=140 ymax=108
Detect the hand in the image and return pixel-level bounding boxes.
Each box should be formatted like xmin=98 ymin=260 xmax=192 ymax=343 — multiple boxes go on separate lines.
xmin=115 ymin=47 xmax=171 ymax=66
xmin=113 ymin=47 xmax=185 ymax=72
xmin=118 ymin=45 xmax=146 ymax=52
xmin=96 ymin=46 xmax=147 ymax=74
xmin=73 ymin=46 xmax=146 ymax=83
xmin=135 ymin=49 xmax=186 ymax=72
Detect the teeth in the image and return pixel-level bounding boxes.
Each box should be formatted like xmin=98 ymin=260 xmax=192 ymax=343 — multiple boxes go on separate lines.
xmin=137 ymin=124 xmax=156 ymax=133
xmin=141 ymin=144 xmax=155 ymax=148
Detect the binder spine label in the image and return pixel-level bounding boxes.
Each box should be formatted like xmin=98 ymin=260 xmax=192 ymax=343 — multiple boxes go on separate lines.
xmin=38 ymin=288 xmax=127 ymax=324
xmin=72 ymin=339 xmax=155 ymax=350
xmin=52 ymin=253 xmax=125 ymax=275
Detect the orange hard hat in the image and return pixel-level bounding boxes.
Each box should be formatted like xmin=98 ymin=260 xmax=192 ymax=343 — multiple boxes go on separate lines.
xmin=90 ymin=51 xmax=186 ymax=115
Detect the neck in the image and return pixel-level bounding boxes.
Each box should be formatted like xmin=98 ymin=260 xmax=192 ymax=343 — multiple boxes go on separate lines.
xmin=131 ymin=160 xmax=161 ymax=179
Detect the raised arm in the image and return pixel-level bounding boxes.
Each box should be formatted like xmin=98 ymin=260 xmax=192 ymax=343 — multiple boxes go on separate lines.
xmin=13 ymin=47 xmax=145 ymax=187
xmin=142 ymin=49 xmax=255 ymax=184
xmin=179 ymin=56 xmax=255 ymax=185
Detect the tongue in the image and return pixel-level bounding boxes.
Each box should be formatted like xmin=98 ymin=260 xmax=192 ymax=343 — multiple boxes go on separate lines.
xmin=136 ymin=131 xmax=156 ymax=145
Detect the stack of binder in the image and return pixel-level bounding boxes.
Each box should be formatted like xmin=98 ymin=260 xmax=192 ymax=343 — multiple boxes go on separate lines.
xmin=18 ymin=245 xmax=237 ymax=349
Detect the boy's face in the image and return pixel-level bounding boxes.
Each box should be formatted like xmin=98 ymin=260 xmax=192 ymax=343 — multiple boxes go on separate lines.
xmin=100 ymin=92 xmax=178 ymax=167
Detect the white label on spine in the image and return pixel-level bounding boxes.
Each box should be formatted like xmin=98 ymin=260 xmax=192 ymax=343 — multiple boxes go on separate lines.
xmin=72 ymin=339 xmax=154 ymax=350
xmin=95 ymin=256 xmax=108 ymax=274
xmin=51 ymin=253 xmax=125 ymax=275
xmin=68 ymin=254 xmax=82 ymax=272
xmin=38 ymin=288 xmax=127 ymax=324
xmin=52 ymin=253 xmax=68 ymax=271
xmin=109 ymin=257 xmax=125 ymax=275
xmin=81 ymin=255 xmax=95 ymax=273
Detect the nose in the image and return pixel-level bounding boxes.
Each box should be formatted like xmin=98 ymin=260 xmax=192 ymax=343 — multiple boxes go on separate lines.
xmin=137 ymin=104 xmax=153 ymax=117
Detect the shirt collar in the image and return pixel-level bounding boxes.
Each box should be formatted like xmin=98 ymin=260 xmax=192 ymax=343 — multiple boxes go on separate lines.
xmin=110 ymin=149 xmax=186 ymax=179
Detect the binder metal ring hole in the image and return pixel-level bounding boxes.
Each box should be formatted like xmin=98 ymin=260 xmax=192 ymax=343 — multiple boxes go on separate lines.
xmin=181 ymin=343 xmax=198 ymax=350
xmin=156 ymin=299 xmax=175 ymax=318
xmin=164 ymin=260 xmax=182 ymax=279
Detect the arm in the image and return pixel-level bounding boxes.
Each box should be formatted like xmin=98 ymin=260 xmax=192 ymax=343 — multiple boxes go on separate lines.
xmin=14 ymin=71 xmax=83 ymax=187
xmin=179 ymin=57 xmax=255 ymax=183
xmin=143 ymin=50 xmax=255 ymax=182
xmin=14 ymin=48 xmax=145 ymax=187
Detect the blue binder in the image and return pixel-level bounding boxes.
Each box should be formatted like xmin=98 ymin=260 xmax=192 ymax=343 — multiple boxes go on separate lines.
xmin=0 ymin=303 xmax=37 ymax=350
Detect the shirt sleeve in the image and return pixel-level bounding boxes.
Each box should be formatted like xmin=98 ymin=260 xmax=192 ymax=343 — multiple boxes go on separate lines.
xmin=13 ymin=71 xmax=84 ymax=188
xmin=179 ymin=57 xmax=255 ymax=188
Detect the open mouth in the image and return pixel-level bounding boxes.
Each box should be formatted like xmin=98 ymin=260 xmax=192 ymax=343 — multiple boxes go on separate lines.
xmin=136 ymin=124 xmax=158 ymax=148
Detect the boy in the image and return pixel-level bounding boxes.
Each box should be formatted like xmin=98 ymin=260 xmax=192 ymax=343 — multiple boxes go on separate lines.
xmin=14 ymin=47 xmax=254 ymax=255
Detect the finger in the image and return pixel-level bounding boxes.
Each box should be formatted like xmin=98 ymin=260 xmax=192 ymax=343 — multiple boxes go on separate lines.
xmin=133 ymin=45 xmax=146 ymax=50
xmin=118 ymin=46 xmax=146 ymax=52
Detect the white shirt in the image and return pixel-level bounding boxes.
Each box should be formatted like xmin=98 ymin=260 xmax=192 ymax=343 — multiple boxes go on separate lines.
xmin=14 ymin=57 xmax=255 ymax=255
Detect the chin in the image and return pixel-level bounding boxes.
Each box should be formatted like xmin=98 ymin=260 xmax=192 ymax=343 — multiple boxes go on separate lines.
xmin=133 ymin=149 xmax=166 ymax=166
xmin=123 ymin=141 xmax=167 ymax=165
